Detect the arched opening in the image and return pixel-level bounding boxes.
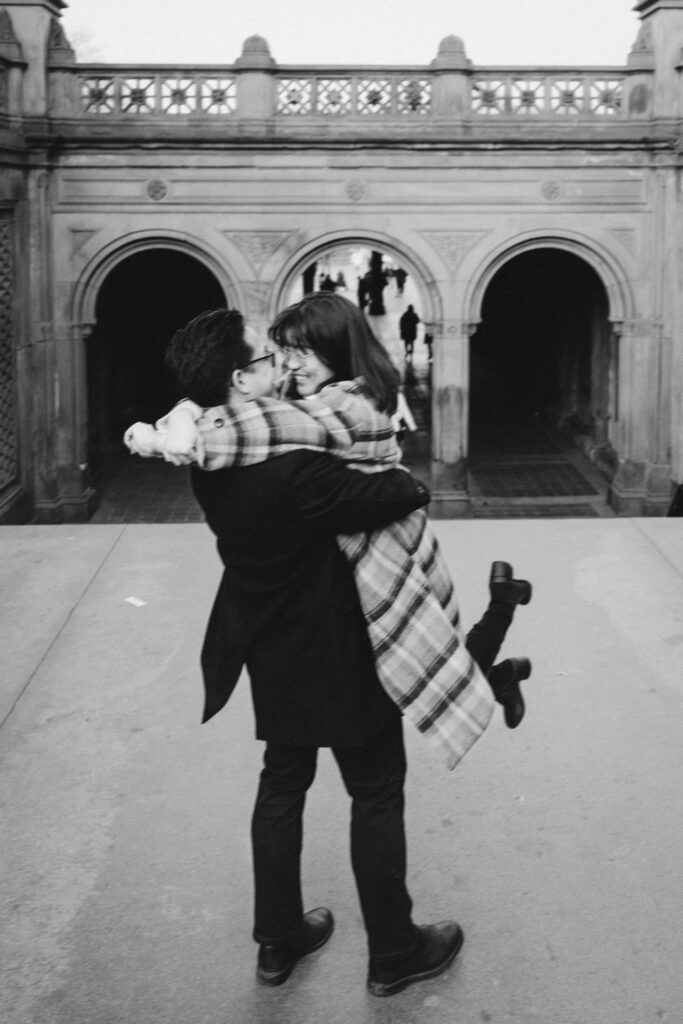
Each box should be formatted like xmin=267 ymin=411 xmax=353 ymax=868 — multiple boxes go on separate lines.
xmin=282 ymin=242 xmax=433 ymax=475
xmin=87 ymin=248 xmax=226 ymax=479
xmin=469 ymin=248 xmax=612 ymax=506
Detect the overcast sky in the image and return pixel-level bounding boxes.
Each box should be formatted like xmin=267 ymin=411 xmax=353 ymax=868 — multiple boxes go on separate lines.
xmin=61 ymin=0 xmax=642 ymax=67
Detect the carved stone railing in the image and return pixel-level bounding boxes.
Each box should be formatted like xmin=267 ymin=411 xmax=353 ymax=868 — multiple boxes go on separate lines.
xmin=470 ymin=69 xmax=624 ymax=117
xmin=75 ymin=64 xmax=627 ymax=121
xmin=275 ymin=71 xmax=432 ymax=116
xmin=78 ymin=66 xmax=238 ymax=116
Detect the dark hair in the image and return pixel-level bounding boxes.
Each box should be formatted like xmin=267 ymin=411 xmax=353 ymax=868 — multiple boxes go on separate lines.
xmin=164 ymin=308 xmax=251 ymax=406
xmin=268 ymin=292 xmax=400 ymax=414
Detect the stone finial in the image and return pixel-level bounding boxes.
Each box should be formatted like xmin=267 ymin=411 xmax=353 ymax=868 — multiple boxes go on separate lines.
xmin=47 ymin=14 xmax=74 ymax=67
xmin=627 ymin=20 xmax=655 ymax=69
xmin=234 ymin=34 xmax=276 ymax=70
xmin=431 ymin=34 xmax=471 ymax=71
xmin=0 ymin=8 xmax=24 ymax=64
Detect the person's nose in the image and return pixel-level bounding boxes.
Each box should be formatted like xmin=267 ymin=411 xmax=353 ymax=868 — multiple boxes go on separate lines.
xmin=283 ymin=349 xmax=304 ymax=369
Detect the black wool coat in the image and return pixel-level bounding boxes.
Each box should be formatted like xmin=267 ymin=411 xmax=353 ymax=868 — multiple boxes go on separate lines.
xmin=191 ymin=451 xmax=429 ymax=748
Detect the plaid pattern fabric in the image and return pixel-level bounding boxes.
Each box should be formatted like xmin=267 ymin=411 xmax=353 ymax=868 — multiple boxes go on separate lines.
xmin=188 ymin=382 xmax=494 ymax=770
xmin=191 ymin=381 xmax=400 ymax=470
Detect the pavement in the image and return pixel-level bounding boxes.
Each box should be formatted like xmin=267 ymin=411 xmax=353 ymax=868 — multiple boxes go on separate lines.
xmin=2 ymin=517 xmax=683 ymax=1024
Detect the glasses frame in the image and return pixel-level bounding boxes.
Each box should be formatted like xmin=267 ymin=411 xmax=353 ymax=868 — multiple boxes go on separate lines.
xmin=241 ymin=349 xmax=276 ymax=370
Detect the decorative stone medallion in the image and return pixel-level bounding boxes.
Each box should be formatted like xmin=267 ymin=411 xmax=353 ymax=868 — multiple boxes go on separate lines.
xmin=146 ymin=179 xmax=169 ymax=201
xmin=345 ymin=179 xmax=368 ymax=202
xmin=541 ymin=180 xmax=565 ymax=202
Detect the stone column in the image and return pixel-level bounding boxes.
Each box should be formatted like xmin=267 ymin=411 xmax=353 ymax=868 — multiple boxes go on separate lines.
xmin=609 ymin=319 xmax=672 ymax=515
xmin=428 ymin=318 xmax=470 ymax=516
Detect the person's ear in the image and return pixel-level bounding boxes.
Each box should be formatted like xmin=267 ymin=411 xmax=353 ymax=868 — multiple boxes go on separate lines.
xmin=230 ymin=367 xmax=250 ymax=395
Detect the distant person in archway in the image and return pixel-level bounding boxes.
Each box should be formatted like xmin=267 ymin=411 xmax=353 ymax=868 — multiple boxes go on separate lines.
xmin=395 ymin=267 xmax=407 ymax=295
xmin=399 ymin=304 xmax=420 ymax=361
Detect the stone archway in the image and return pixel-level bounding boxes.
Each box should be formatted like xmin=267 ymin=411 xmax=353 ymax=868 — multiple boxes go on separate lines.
xmin=274 ymin=233 xmax=441 ymax=476
xmin=86 ymin=247 xmax=226 ymax=477
xmin=467 ymin=245 xmax=616 ymax=509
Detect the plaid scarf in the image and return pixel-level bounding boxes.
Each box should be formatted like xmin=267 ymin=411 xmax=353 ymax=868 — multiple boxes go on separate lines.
xmin=190 ymin=382 xmax=494 ymax=770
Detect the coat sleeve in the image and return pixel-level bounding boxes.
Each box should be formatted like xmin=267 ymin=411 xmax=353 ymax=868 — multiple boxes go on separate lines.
xmin=288 ymin=452 xmax=430 ymax=535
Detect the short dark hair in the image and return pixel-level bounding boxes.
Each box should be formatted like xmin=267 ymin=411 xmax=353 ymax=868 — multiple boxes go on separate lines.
xmin=268 ymin=292 xmax=400 ymax=414
xmin=164 ymin=308 xmax=251 ymax=406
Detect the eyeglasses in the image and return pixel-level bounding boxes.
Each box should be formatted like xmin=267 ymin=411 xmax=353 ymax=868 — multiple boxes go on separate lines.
xmin=242 ymin=349 xmax=276 ymax=369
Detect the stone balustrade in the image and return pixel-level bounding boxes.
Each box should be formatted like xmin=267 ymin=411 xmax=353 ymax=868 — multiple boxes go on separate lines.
xmin=75 ymin=63 xmax=627 ymax=121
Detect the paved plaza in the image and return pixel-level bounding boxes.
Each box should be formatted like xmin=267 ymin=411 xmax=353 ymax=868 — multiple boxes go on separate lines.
xmin=2 ymin=518 xmax=683 ymax=1024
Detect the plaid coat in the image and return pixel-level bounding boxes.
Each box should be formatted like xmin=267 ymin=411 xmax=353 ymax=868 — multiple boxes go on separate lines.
xmin=164 ymin=383 xmax=494 ymax=769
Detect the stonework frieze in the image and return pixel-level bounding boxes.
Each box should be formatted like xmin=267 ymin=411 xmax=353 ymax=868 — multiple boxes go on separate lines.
xmin=420 ymin=230 xmax=487 ymax=277
xmin=228 ymin=231 xmax=300 ymax=275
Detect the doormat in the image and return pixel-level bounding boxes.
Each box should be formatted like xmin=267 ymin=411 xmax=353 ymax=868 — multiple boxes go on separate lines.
xmin=469 ymin=461 xmax=599 ymax=498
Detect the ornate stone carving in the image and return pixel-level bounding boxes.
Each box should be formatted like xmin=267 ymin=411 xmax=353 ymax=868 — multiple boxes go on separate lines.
xmin=146 ymin=179 xmax=168 ymax=201
xmin=0 ymin=9 xmax=19 ymax=45
xmin=421 ymin=231 xmax=486 ymax=276
xmin=631 ymin=22 xmax=654 ymax=55
xmin=541 ymin=180 xmax=565 ymax=202
xmin=47 ymin=15 xmax=75 ymax=64
xmin=345 ymin=179 xmax=368 ymax=202
xmin=229 ymin=231 xmax=295 ymax=274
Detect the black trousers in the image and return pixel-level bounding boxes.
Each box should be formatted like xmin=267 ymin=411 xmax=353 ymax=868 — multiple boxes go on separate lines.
xmin=466 ymin=599 xmax=514 ymax=677
xmin=251 ymin=717 xmax=417 ymax=959
xmin=250 ymin=600 xmax=514 ymax=957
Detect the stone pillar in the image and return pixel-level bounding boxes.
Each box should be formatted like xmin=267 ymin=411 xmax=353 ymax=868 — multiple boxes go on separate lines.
xmin=428 ymin=318 xmax=470 ymax=516
xmin=634 ymin=0 xmax=683 ymax=118
xmin=430 ymin=35 xmax=472 ymax=119
xmin=2 ymin=1 xmax=67 ymax=117
xmin=608 ymin=319 xmax=672 ymax=515
xmin=234 ymin=35 xmax=276 ymax=131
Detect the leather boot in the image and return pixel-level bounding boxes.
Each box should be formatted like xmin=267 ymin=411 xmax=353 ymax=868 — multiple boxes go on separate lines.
xmin=367 ymin=921 xmax=464 ymax=997
xmin=489 ymin=561 xmax=532 ymax=606
xmin=257 ymin=907 xmax=334 ymax=986
xmin=488 ymin=657 xmax=531 ymax=729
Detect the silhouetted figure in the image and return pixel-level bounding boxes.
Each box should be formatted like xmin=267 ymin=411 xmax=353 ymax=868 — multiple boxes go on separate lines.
xmin=302 ymin=263 xmax=317 ymax=296
xmin=358 ymin=273 xmax=370 ymax=311
xmin=367 ymin=251 xmax=388 ymax=316
xmin=399 ymin=305 xmax=420 ymax=360
xmin=395 ymin=268 xmax=407 ymax=295
xmin=424 ymin=331 xmax=433 ymax=362
xmin=320 ymin=274 xmax=336 ymax=292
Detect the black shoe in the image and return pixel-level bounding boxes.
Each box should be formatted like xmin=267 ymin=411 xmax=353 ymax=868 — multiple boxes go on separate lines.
xmin=367 ymin=921 xmax=464 ymax=997
xmin=489 ymin=561 xmax=532 ymax=606
xmin=488 ymin=657 xmax=531 ymax=729
xmin=256 ymin=907 xmax=334 ymax=986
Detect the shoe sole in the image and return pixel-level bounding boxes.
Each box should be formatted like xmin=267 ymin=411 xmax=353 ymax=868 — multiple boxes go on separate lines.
xmin=367 ymin=926 xmax=464 ymax=997
xmin=256 ymin=917 xmax=335 ymax=987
